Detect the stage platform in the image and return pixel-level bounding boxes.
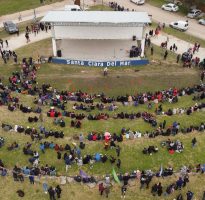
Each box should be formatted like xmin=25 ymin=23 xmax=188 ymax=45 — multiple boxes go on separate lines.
xmin=56 ymin=39 xmax=141 ymax=61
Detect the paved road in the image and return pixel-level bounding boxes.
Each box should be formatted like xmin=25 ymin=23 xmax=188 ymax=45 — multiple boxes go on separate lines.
xmin=103 ymin=0 xmax=205 ymax=40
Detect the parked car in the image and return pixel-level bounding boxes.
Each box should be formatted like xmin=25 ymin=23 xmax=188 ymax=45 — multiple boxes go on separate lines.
xmin=130 ymin=0 xmax=145 ymax=5
xmin=198 ymin=18 xmax=205 ymax=25
xmin=161 ymin=3 xmax=179 ymax=12
xmin=3 ymin=21 xmax=19 ymax=34
xmin=187 ymin=9 xmax=202 ymax=18
xmin=169 ymin=20 xmax=188 ymax=31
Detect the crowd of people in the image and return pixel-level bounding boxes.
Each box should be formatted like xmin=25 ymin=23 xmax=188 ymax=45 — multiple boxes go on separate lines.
xmin=0 ymin=22 xmax=205 ymax=198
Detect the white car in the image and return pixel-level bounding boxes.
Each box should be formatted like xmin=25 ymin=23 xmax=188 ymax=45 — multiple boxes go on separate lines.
xmin=130 ymin=0 xmax=145 ymax=5
xmin=187 ymin=9 xmax=202 ymax=18
xmin=169 ymin=20 xmax=189 ymax=31
xmin=199 ymin=18 xmax=205 ymax=25
xmin=161 ymin=3 xmax=179 ymax=12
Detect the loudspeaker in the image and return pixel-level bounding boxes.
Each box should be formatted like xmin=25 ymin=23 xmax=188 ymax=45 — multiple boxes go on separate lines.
xmin=57 ymin=50 xmax=62 ymax=57
xmin=133 ymin=36 xmax=136 ymax=41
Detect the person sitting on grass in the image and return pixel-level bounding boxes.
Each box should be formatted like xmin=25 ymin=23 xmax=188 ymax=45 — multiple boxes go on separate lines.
xmin=7 ymin=142 xmax=19 ymax=151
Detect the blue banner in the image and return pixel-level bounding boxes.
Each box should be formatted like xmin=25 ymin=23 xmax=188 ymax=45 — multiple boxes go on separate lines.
xmin=51 ymin=58 xmax=149 ymax=67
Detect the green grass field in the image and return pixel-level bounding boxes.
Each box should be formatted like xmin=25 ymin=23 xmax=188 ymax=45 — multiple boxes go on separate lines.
xmin=0 ymin=0 xmax=63 ymax=16
xmin=0 ymin=37 xmax=205 ymax=199
xmin=0 ymin=4 xmax=205 ymax=199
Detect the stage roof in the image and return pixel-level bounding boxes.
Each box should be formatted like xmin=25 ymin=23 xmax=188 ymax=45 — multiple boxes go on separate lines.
xmin=41 ymin=11 xmax=151 ymax=24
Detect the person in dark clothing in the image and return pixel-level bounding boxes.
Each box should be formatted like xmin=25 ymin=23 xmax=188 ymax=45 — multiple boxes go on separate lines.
xmin=55 ymin=185 xmax=62 ymax=198
xmin=151 ymin=183 xmax=158 ymax=196
xmin=157 ymin=182 xmax=163 ymax=196
xmin=162 ymin=120 xmax=166 ymax=129
xmin=177 ymin=54 xmax=181 ymax=63
xmin=186 ymin=191 xmax=194 ymax=200
xmin=151 ymin=46 xmax=154 ymax=55
xmin=5 ymin=40 xmax=8 ymax=47
xmin=192 ymin=137 xmax=197 ymax=147
xmin=29 ymin=175 xmax=34 ymax=184
xmin=121 ymin=185 xmax=127 ymax=199
xmin=116 ymin=145 xmax=121 ymax=157
xmin=201 ymin=71 xmax=204 ymax=82
xmin=164 ymin=50 xmax=168 ymax=60
xmin=48 ymin=187 xmax=56 ymax=200
xmin=202 ymin=191 xmax=205 ymax=200
xmin=57 ymin=151 xmax=61 ymax=160
xmin=116 ymin=159 xmax=121 ymax=169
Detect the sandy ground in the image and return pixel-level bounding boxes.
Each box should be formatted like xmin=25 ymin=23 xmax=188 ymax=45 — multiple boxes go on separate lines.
xmin=0 ymin=0 xmax=205 ymax=40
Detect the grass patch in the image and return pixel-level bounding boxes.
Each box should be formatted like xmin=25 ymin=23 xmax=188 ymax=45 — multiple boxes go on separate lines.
xmin=0 ymin=26 xmax=205 ymax=199
xmin=1 ymin=175 xmax=205 ymax=200
xmin=88 ymin=4 xmax=113 ymax=11
xmin=0 ymin=0 xmax=63 ymax=16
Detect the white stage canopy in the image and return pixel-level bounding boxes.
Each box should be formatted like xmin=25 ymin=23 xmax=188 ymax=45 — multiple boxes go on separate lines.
xmin=41 ymin=11 xmax=151 ymax=57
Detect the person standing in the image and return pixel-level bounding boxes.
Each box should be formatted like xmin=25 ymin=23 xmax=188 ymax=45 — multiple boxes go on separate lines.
xmin=151 ymin=46 xmax=154 ymax=55
xmin=157 ymin=182 xmax=163 ymax=196
xmin=121 ymin=185 xmax=127 ymax=199
xmin=55 ymin=185 xmax=62 ymax=198
xmin=0 ymin=39 xmax=3 ymax=48
xmin=177 ymin=54 xmax=181 ymax=63
xmin=162 ymin=120 xmax=166 ymax=129
xmin=202 ymin=191 xmax=205 ymax=200
xmin=5 ymin=40 xmax=8 ymax=48
xmin=105 ymin=185 xmax=110 ymax=198
xmin=18 ymin=13 xmax=22 ymax=21
xmin=99 ymin=182 xmax=105 ymax=196
xmin=25 ymin=32 xmax=30 ymax=43
xmin=29 ymin=175 xmax=34 ymax=184
xmin=164 ymin=50 xmax=168 ymax=60
xmin=191 ymin=137 xmax=197 ymax=148
xmin=201 ymin=71 xmax=204 ymax=82
xmin=116 ymin=158 xmax=121 ymax=169
xmin=48 ymin=187 xmax=56 ymax=200
xmin=116 ymin=145 xmax=121 ymax=157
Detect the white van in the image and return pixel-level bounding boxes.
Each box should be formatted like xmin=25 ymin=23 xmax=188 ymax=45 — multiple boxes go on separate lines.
xmin=169 ymin=20 xmax=188 ymax=31
xmin=64 ymin=5 xmax=81 ymax=11
xmin=130 ymin=0 xmax=145 ymax=5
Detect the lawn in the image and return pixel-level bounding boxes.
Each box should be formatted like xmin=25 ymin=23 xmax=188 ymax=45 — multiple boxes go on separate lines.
xmin=0 ymin=39 xmax=204 ymax=177
xmin=88 ymin=4 xmax=113 ymax=11
xmin=0 ymin=0 xmax=63 ymax=16
xmin=1 ymin=175 xmax=205 ymax=200
xmin=0 ymin=10 xmax=205 ymax=200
